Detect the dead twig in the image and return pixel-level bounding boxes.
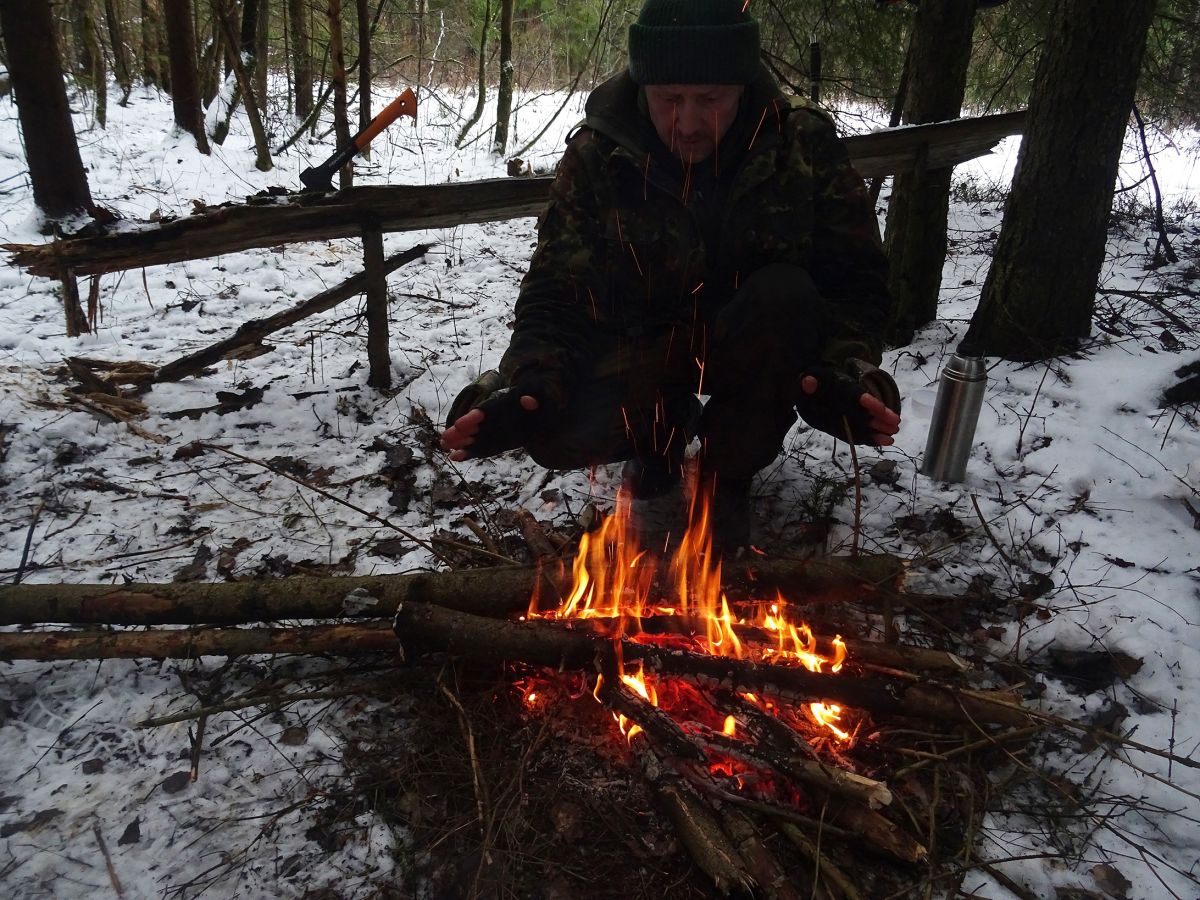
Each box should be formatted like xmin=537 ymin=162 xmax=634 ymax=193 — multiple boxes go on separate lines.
xmin=92 ymin=821 xmax=125 ymax=898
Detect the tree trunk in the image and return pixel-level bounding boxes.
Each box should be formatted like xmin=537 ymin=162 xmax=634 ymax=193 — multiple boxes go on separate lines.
xmin=210 ymin=0 xmax=255 ymax=145
xmin=197 ymin=2 xmax=222 ymax=106
xmin=255 ymin=0 xmax=269 ymax=108
xmin=80 ymin=2 xmax=108 ymax=128
xmin=962 ymin=0 xmax=1159 ymax=360
xmin=212 ymin=0 xmax=273 ymax=170
xmin=493 ymin=0 xmax=514 ymax=155
xmin=288 ymin=0 xmax=312 ymax=118
xmin=328 ymin=0 xmax=352 ymax=188
xmin=455 ymin=0 xmax=490 ymax=148
xmin=356 ymin=0 xmax=371 ymax=158
xmin=68 ymin=1 xmax=97 ymax=89
xmin=0 ymin=621 xmax=398 ymax=660
xmin=103 ymin=0 xmax=133 ymax=101
xmin=883 ymin=0 xmax=977 ymax=346
xmin=141 ymin=0 xmax=163 ymax=87
xmin=0 ymin=0 xmax=95 ymax=220
xmin=163 ymin=0 xmax=210 ymax=152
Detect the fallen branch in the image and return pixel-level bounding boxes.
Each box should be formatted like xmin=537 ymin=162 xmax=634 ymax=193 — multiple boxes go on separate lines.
xmin=0 ymin=553 xmax=903 ymax=625
xmin=151 ymin=242 xmax=432 ymax=384
xmin=0 ymin=620 xmax=398 ymax=660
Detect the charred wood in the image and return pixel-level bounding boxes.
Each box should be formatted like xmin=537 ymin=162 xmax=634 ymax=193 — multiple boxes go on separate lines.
xmin=393 ymin=602 xmax=1029 ymax=729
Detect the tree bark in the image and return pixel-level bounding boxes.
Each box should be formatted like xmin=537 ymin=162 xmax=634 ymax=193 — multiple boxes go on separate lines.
xmin=0 ymin=0 xmax=95 ymax=220
xmin=212 ymin=0 xmax=273 ymax=170
xmin=255 ymin=0 xmax=269 ymax=108
xmin=163 ymin=0 xmax=211 ymax=152
xmin=884 ymin=0 xmax=977 ymax=346
xmin=356 ymin=0 xmax=371 ymax=158
xmin=0 ymin=554 xmax=902 ymax=625
xmin=962 ymin=0 xmax=1159 ymax=361
xmin=104 ymin=0 xmax=134 ymax=101
xmin=328 ymin=0 xmax=352 ymax=188
xmin=493 ymin=0 xmax=514 ymax=155
xmin=288 ymin=0 xmax=312 ymax=118
xmin=141 ymin=0 xmax=163 ymax=87
xmin=455 ymin=0 xmax=491 ymax=148
xmin=362 ymin=223 xmax=392 ymax=388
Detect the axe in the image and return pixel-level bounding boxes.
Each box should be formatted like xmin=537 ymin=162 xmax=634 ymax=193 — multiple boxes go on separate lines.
xmin=299 ymin=87 xmax=418 ymax=192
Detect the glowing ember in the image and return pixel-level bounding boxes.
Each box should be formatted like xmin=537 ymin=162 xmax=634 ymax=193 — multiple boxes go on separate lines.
xmin=527 ymin=468 xmax=859 ymax=752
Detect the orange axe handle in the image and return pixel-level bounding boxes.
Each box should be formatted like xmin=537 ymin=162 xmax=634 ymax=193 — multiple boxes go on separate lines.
xmin=355 ymin=87 xmax=418 ymax=149
xmin=300 ymin=87 xmax=418 ymax=191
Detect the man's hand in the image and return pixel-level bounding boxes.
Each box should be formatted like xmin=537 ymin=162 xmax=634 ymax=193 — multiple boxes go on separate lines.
xmin=795 ymin=363 xmax=902 ymax=446
xmin=440 ymin=391 xmax=541 ymax=461
xmin=798 ymin=373 xmax=900 ymax=446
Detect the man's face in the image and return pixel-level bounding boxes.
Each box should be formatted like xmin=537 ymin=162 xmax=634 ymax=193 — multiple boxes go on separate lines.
xmin=644 ymin=84 xmax=745 ymax=164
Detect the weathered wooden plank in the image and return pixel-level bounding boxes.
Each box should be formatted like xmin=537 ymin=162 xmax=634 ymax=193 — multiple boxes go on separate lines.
xmin=5 ymin=111 xmax=1025 ymax=279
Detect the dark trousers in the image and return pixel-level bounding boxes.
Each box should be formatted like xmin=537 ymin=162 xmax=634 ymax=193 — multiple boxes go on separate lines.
xmin=526 ymin=264 xmax=829 ymax=480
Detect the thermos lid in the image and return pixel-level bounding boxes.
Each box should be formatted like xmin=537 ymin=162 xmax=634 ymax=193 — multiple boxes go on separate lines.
xmin=944 ymin=353 xmax=987 ymax=381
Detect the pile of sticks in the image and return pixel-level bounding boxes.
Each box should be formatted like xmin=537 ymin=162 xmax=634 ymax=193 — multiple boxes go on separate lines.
xmin=1 ymin=555 xmax=1038 ymax=897
xmin=392 ymin=597 xmax=1034 ymax=898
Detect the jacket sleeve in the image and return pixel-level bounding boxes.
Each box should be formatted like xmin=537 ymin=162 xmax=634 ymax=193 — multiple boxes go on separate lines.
xmin=498 ymin=131 xmax=609 ymax=408
xmin=796 ymin=111 xmax=894 ymax=367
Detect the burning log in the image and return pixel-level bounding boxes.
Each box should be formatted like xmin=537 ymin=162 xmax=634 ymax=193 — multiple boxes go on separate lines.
xmin=573 ymin=616 xmax=968 ymax=675
xmin=394 ymin=601 xmax=1029 ymax=729
xmin=0 ymin=553 xmax=903 ymax=626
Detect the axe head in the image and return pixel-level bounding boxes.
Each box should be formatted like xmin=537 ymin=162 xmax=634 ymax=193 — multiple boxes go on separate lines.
xmin=299 ymin=155 xmax=344 ymax=193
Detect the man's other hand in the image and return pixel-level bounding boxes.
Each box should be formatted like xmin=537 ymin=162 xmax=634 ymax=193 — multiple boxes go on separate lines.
xmin=801 ymin=372 xmax=897 ymax=446
xmin=440 ymin=392 xmax=541 ymax=461
xmin=797 ymin=370 xmax=902 ymax=446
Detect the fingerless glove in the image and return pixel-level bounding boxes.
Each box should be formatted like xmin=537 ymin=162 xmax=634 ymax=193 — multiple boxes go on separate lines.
xmin=795 ymin=360 xmax=901 ymax=444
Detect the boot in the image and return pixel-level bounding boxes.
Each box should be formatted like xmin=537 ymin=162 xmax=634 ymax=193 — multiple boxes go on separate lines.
xmin=705 ymin=474 xmax=753 ymax=554
xmin=621 ymin=454 xmax=682 ymax=500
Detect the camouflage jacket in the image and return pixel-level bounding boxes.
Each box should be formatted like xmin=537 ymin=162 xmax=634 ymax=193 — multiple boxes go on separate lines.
xmin=499 ymin=67 xmax=892 ymax=405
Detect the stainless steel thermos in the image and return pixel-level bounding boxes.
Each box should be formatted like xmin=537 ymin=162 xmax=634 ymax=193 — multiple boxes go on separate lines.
xmin=920 ymin=353 xmax=987 ymax=483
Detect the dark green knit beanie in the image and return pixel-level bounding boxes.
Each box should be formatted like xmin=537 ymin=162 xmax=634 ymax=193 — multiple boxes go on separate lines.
xmin=628 ymin=0 xmax=761 ymax=85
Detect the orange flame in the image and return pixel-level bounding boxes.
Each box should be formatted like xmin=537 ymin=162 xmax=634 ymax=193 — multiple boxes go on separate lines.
xmin=528 ymin=466 xmax=856 ymax=745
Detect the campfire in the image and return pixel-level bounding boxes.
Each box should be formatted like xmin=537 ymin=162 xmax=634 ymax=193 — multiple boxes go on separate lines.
xmin=523 ymin=476 xmax=862 ymax=764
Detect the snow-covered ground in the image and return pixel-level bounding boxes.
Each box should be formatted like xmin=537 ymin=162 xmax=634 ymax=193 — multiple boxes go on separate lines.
xmin=0 ymin=78 xmax=1198 ymax=898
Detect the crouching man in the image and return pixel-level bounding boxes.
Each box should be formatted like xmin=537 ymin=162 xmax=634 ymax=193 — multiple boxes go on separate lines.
xmin=441 ymin=0 xmax=901 ymax=551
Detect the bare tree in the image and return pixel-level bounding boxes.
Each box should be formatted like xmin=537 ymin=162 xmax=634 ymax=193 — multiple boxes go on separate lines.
xmin=0 ymin=0 xmax=95 ymax=220
xmin=329 ymin=0 xmax=352 ymax=188
xmin=103 ymin=0 xmax=133 ymax=102
xmin=883 ymin=0 xmax=978 ymax=346
xmin=212 ymin=0 xmax=273 ymax=170
xmin=962 ymin=0 xmax=1159 ymax=360
xmin=141 ymin=0 xmax=164 ymax=87
xmin=163 ymin=0 xmax=211 ymax=152
xmin=455 ymin=0 xmax=491 ymax=148
xmin=288 ymin=0 xmax=313 ymax=118
xmin=356 ymin=0 xmax=372 ymax=157
xmin=493 ymin=0 xmax=514 ymax=155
